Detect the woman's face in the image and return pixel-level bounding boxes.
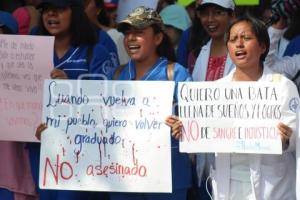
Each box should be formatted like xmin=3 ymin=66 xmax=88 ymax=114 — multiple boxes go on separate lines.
xmin=227 ymin=21 xmax=266 ymax=70
xmin=123 ymin=26 xmax=162 ymax=63
xmin=199 ymin=5 xmax=233 ymax=39
xmin=42 ymin=6 xmax=72 ymax=37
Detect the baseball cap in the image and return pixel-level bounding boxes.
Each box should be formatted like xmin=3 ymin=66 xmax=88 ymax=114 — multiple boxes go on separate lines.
xmin=37 ymin=0 xmax=83 ymax=9
xmin=197 ymin=0 xmax=235 ymax=10
xmin=160 ymin=4 xmax=191 ymax=31
xmin=117 ymin=6 xmax=163 ymax=33
xmin=0 ymin=11 xmax=18 ymax=34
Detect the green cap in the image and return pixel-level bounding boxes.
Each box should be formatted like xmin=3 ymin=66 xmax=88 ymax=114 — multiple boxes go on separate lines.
xmin=117 ymin=6 xmax=163 ymax=33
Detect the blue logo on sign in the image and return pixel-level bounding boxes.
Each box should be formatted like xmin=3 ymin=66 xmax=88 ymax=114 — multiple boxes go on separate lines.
xmin=289 ymin=97 xmax=299 ymax=113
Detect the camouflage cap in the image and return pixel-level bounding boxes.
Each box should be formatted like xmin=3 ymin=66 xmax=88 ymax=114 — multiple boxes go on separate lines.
xmin=117 ymin=6 xmax=163 ymax=33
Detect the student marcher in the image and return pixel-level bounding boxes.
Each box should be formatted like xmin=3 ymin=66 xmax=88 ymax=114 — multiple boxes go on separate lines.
xmin=109 ymin=6 xmax=192 ymax=200
xmin=191 ymin=0 xmax=235 ymax=197
xmin=167 ymin=15 xmax=298 ymax=200
xmin=30 ymin=0 xmax=113 ymax=199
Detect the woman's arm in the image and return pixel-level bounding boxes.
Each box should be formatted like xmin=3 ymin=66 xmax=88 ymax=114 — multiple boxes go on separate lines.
xmin=278 ymin=78 xmax=299 ymax=152
xmin=265 ymin=21 xmax=300 ymax=79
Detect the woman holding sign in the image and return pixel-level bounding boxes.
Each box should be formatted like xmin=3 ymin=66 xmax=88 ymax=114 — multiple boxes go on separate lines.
xmin=0 ymin=11 xmax=38 ymax=200
xmin=34 ymin=0 xmax=114 ymax=79
xmin=167 ymin=15 xmax=299 ymax=199
xmin=29 ymin=0 xmax=113 ymax=199
xmin=108 ymin=6 xmax=192 ymax=200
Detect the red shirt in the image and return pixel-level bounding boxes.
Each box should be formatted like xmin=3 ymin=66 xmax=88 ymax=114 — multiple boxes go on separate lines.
xmin=205 ymin=55 xmax=227 ymax=81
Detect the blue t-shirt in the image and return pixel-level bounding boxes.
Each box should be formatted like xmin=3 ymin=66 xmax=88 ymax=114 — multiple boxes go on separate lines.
xmin=284 ymin=35 xmax=300 ymax=56
xmin=54 ymin=44 xmax=113 ymax=80
xmin=30 ymin=26 xmax=118 ymax=74
xmin=98 ymin=30 xmax=119 ymax=68
xmin=111 ymin=57 xmax=192 ymax=190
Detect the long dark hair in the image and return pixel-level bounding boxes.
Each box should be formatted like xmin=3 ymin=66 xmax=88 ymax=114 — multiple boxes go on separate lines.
xmin=225 ymin=15 xmax=270 ymax=62
xmin=38 ymin=5 xmax=98 ymax=46
xmin=152 ymin=24 xmax=176 ymax=62
xmin=189 ymin=11 xmax=209 ymax=58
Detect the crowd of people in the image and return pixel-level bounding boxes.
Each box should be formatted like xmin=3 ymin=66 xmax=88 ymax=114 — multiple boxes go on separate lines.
xmin=1 ymin=0 xmax=300 ymax=199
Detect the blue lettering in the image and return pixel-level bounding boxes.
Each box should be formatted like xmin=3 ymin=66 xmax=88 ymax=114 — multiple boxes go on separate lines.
xmin=46 ymin=81 xmax=89 ymax=107
xmin=135 ymin=118 xmax=162 ymax=130
xmin=74 ymin=132 xmax=122 ymax=151
xmin=103 ymin=117 xmax=127 ymax=132
xmin=65 ymin=113 xmax=96 ymax=134
xmin=102 ymin=90 xmax=135 ymax=107
xmin=46 ymin=115 xmax=61 ymax=128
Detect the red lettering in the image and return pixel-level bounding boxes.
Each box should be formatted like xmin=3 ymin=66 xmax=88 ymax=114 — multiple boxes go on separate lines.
xmin=42 ymin=154 xmax=73 ymax=186
xmin=60 ymin=162 xmax=73 ymax=180
xmin=181 ymin=120 xmax=199 ymax=142
xmin=43 ymin=155 xmax=59 ymax=186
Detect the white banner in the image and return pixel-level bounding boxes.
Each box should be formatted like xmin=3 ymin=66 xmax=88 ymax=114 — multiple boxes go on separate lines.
xmin=39 ymin=80 xmax=174 ymax=192
xmin=178 ymin=81 xmax=298 ymax=154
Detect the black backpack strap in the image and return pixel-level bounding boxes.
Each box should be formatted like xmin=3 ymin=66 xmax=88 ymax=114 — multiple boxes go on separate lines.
xmin=112 ymin=64 xmax=126 ymax=80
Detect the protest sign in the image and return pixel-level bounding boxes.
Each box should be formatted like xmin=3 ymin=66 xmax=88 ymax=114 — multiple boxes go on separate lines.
xmin=178 ymin=81 xmax=299 ymax=154
xmin=0 ymin=35 xmax=54 ymax=142
xmin=39 ymin=80 xmax=174 ymax=192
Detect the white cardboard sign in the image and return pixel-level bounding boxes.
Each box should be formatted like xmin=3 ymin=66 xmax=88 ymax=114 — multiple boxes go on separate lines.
xmin=179 ymin=81 xmax=299 ymax=154
xmin=39 ymin=80 xmax=174 ymax=192
xmin=0 ymin=35 xmax=54 ymax=142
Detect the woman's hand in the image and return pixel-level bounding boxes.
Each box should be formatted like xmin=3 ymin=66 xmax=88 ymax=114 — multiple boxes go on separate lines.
xmin=50 ymin=69 xmax=68 ymax=79
xmin=277 ymin=122 xmax=292 ymax=150
xmin=165 ymin=115 xmax=183 ymax=140
xmin=35 ymin=123 xmax=47 ymax=141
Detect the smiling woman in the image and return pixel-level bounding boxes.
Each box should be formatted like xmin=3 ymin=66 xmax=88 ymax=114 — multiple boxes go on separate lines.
xmin=109 ymin=6 xmax=192 ymax=200
xmin=189 ymin=0 xmax=236 ymax=197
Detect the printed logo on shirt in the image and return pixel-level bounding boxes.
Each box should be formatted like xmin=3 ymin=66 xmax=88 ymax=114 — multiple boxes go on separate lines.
xmin=102 ymin=60 xmax=113 ymax=75
xmin=66 ymin=59 xmax=86 ymax=63
xmin=110 ymin=52 xmax=119 ymax=67
xmin=289 ymin=97 xmax=299 ymax=113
